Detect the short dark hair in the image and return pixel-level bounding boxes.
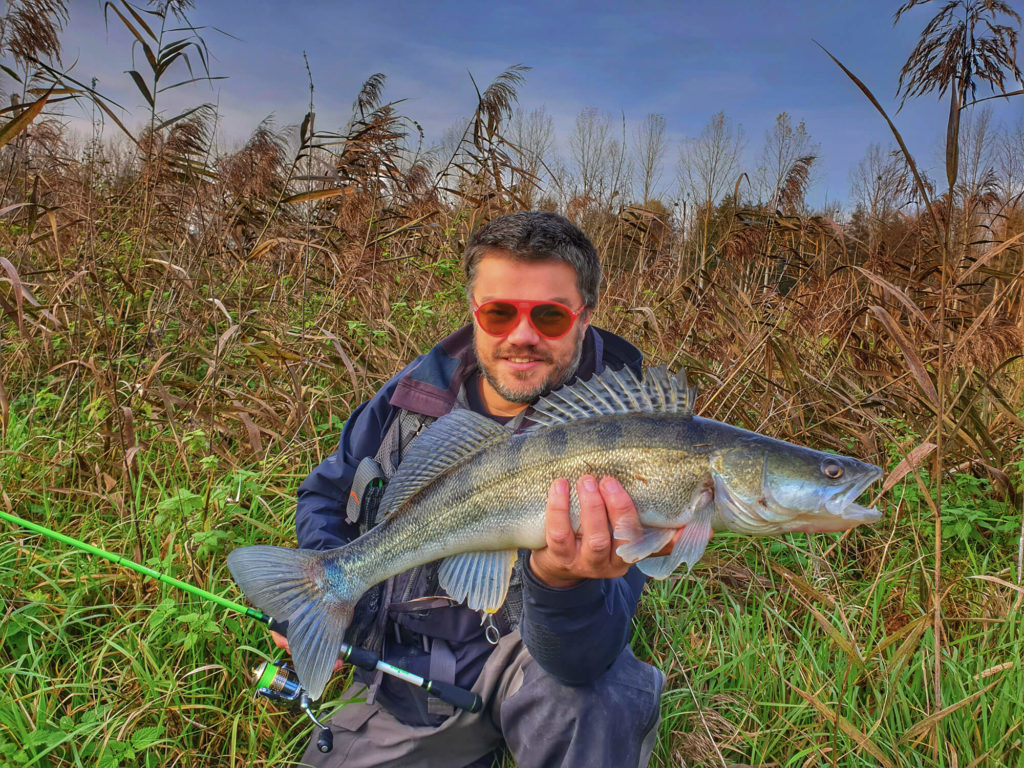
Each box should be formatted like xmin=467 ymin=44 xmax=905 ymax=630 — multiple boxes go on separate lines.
xmin=463 ymin=211 xmax=601 ymax=309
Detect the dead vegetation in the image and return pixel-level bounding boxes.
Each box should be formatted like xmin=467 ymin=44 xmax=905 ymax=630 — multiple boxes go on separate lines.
xmin=0 ymin=0 xmax=1020 ymax=606
xmin=0 ymin=1 xmax=1023 ymax=765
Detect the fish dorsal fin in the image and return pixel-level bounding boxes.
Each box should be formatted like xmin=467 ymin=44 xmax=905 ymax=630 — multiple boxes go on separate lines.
xmin=527 ymin=365 xmax=696 ymax=428
xmin=377 ymin=409 xmax=510 ymax=518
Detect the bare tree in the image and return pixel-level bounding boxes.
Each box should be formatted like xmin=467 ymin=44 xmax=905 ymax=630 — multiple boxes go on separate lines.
xmin=633 ymin=113 xmax=666 ymax=206
xmin=678 ymin=111 xmax=745 ymax=270
xmin=995 ymin=116 xmax=1024 ymax=204
xmin=849 ymin=142 xmax=911 ymax=252
xmin=753 ymin=112 xmax=820 ymax=209
xmin=508 ymin=106 xmax=555 ymax=207
xmin=568 ymin=107 xmax=630 ymax=212
xmin=954 ymin=107 xmax=1000 ymax=263
xmin=957 ymin=106 xmax=997 ymax=202
xmin=679 ymin=111 xmax=745 ymax=209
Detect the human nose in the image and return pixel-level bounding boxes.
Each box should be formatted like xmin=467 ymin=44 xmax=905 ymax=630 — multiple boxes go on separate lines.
xmin=505 ymin=306 xmax=541 ymax=345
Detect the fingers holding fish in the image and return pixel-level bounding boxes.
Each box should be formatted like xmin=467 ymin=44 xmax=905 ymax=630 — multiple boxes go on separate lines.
xmin=578 ymin=474 xmax=617 ymax=565
xmin=578 ymin=475 xmax=637 ymax=574
xmin=528 ymin=474 xmax=635 ymax=588
xmin=545 ymin=476 xmax=576 ymax=551
xmin=601 ymin=476 xmax=643 ymax=543
xmin=527 ymin=477 xmax=581 ymax=588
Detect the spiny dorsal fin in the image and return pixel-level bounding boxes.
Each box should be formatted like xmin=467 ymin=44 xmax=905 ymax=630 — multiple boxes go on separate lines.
xmin=377 ymin=409 xmax=510 ymax=518
xmin=527 ymin=365 xmax=696 ymax=428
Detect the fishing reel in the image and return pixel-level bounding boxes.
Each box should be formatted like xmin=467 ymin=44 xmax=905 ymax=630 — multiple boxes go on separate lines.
xmin=251 ymin=622 xmax=482 ymax=756
xmin=252 ymin=660 xmax=333 ymax=754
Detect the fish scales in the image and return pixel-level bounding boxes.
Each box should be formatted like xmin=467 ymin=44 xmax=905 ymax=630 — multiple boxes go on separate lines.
xmin=442 ymin=413 xmax=704 ymax=536
xmin=345 ymin=413 xmax=699 ymax=589
xmin=228 ymin=365 xmax=883 ymax=700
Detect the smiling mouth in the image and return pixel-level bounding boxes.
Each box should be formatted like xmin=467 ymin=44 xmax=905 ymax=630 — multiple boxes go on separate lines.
xmin=501 ymin=357 xmax=548 ymax=374
xmin=497 ymin=347 xmax=552 ymax=366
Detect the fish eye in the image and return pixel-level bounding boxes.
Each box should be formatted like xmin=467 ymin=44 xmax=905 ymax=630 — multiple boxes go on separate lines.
xmin=821 ymin=460 xmax=844 ymax=480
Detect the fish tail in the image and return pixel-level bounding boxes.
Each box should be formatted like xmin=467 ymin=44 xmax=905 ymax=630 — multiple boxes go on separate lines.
xmin=227 ymin=544 xmax=363 ymax=701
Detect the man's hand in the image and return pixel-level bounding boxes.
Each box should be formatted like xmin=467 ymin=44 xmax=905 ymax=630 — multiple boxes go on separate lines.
xmin=529 ymin=475 xmax=661 ymax=588
xmin=270 ymin=630 xmax=345 ymax=674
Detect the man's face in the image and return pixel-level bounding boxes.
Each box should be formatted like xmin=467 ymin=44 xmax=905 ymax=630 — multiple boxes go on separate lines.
xmin=471 ymin=253 xmax=591 ymax=414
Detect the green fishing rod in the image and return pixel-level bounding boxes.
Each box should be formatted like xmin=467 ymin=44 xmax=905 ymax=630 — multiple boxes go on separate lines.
xmin=0 ymin=509 xmax=482 ymax=754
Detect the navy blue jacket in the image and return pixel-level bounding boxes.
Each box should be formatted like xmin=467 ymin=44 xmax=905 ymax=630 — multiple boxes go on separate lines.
xmin=295 ymin=324 xmax=646 ymax=691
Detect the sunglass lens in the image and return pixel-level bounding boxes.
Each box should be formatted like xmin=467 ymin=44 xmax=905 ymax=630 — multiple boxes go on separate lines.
xmin=477 ymin=301 xmax=519 ymax=335
xmin=530 ymin=303 xmax=573 ymax=338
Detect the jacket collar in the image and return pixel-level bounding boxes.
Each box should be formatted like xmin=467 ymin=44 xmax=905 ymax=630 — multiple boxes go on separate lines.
xmin=389 ymin=323 xmax=642 ymax=419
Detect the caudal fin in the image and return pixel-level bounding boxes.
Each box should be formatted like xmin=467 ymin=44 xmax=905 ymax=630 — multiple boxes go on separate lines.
xmin=227 ymin=545 xmax=358 ymax=701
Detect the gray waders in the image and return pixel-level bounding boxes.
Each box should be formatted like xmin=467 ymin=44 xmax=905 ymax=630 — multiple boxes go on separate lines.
xmin=298 ymin=630 xmax=664 ymax=768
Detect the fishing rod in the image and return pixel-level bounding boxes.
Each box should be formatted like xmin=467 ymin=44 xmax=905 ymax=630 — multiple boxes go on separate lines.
xmin=0 ymin=509 xmax=482 ymax=754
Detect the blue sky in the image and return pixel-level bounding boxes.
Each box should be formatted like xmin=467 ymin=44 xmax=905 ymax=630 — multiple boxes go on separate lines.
xmin=62 ymin=0 xmax=1024 ymax=208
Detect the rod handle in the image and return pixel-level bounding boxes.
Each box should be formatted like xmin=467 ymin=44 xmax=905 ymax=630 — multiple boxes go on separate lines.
xmin=424 ymin=680 xmax=482 ymax=713
xmin=267 ymin=618 xmax=288 ymax=635
xmin=341 ymin=643 xmax=380 ymax=671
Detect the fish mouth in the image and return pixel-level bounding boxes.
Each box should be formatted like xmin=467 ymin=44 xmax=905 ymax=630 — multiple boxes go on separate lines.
xmin=823 ymin=465 xmax=883 ymax=523
xmin=716 ymin=461 xmax=884 ymax=534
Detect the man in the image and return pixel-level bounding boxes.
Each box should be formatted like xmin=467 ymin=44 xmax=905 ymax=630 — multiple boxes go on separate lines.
xmin=286 ymin=211 xmax=665 ymax=767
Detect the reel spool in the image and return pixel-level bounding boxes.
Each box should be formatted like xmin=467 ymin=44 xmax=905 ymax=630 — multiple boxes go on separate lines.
xmin=252 ymin=660 xmax=333 ymax=753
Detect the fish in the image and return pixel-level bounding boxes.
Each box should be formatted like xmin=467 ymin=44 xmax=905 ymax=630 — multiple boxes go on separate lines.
xmin=227 ymin=366 xmax=882 ymax=700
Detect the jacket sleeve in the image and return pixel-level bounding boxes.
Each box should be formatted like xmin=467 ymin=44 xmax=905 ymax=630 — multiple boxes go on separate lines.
xmin=294 ymin=375 xmax=405 ymax=551
xmin=519 ymin=564 xmax=646 ymax=686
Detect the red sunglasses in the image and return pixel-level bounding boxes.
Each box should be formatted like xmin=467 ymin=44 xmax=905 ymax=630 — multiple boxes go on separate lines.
xmin=472 ymin=298 xmax=585 ymax=340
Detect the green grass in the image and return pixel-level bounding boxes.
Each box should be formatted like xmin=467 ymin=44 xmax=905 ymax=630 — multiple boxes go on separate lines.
xmin=2 ymin=397 xmax=1022 ymax=767
xmin=632 ymin=483 xmax=1024 ymax=768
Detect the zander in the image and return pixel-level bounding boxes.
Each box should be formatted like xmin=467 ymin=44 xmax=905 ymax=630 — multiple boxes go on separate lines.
xmin=228 ymin=366 xmax=882 ymax=700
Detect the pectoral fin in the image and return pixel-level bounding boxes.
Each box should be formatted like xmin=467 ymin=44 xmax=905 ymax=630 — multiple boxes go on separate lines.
xmin=438 ymin=549 xmax=518 ymax=614
xmin=637 ymin=503 xmax=713 ymax=580
xmin=615 ymin=526 xmax=677 ymax=563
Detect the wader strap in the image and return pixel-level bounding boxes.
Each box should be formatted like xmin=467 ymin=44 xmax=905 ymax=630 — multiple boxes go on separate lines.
xmin=389 ymin=597 xmax=457 ymax=613
xmin=364 ymin=576 xmax=394 ymax=706
xmin=362 ymin=408 xmax=434 ymax=705
xmin=346 ymin=457 xmax=386 ymax=527
xmin=427 ymin=638 xmax=456 ymax=717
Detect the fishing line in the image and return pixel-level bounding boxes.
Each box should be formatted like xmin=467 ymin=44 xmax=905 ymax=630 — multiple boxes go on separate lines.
xmin=1 ymin=508 xmax=483 ymax=754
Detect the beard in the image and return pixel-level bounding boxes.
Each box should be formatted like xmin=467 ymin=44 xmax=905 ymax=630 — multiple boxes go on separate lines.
xmin=475 ymin=325 xmax=586 ymax=405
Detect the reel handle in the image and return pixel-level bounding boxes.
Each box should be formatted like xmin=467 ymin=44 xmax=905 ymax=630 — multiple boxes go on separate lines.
xmin=316 ymin=727 xmax=333 ymax=753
